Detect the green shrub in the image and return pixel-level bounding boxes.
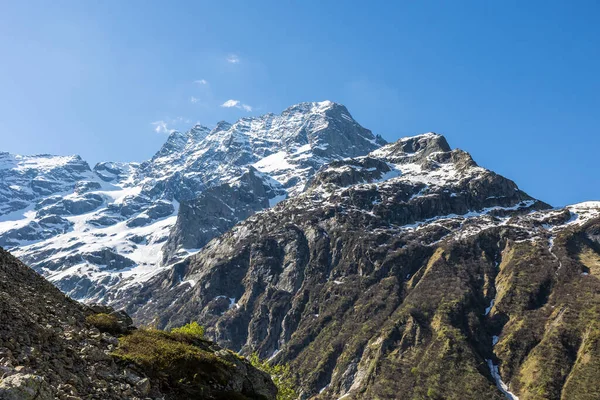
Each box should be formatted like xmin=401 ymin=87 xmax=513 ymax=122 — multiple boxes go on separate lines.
xmin=170 ymin=321 xmax=205 ymax=339
xmin=112 ymin=328 xmax=230 ymax=387
xmin=86 ymin=313 xmax=121 ymax=334
xmin=249 ymin=353 xmax=297 ymax=400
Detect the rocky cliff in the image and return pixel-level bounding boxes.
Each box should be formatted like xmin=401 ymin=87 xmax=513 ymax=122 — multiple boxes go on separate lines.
xmin=125 ymin=133 xmax=600 ymax=400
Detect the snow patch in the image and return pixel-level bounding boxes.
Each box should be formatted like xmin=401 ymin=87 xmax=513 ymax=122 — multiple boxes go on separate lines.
xmin=484 ymin=298 xmax=495 ymax=316
xmin=269 ymin=194 xmax=287 ymax=207
xmin=486 ymin=359 xmax=520 ymax=400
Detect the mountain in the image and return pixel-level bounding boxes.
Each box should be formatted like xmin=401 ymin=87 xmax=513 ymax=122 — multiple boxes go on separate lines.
xmin=3 ymin=102 xmax=600 ymax=400
xmin=124 ymin=133 xmax=600 ymax=400
xmin=0 ymin=247 xmax=277 ymax=399
xmin=0 ymin=101 xmax=385 ymax=303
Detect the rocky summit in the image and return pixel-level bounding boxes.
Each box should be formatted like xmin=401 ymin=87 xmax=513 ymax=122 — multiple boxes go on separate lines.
xmin=0 ymin=101 xmax=384 ymax=304
xmin=2 ymin=102 xmax=600 ymax=400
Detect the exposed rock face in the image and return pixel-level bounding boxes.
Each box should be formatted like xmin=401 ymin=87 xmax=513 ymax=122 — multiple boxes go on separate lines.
xmin=0 ymin=247 xmax=276 ymax=400
xmin=126 ymin=134 xmax=600 ymax=400
xmin=0 ymin=101 xmax=384 ymax=304
xmin=162 ymin=167 xmax=275 ymax=264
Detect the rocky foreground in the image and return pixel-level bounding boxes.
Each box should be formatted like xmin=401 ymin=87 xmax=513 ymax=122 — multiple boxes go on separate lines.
xmin=0 ymin=248 xmax=277 ymax=400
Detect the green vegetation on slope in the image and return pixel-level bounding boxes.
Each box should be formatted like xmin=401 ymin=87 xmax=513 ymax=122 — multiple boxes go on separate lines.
xmin=250 ymin=353 xmax=297 ymax=400
xmin=112 ymin=328 xmax=233 ymax=387
xmin=109 ymin=321 xmax=279 ymax=399
xmin=170 ymin=321 xmax=205 ymax=338
xmin=86 ymin=313 xmax=122 ymax=334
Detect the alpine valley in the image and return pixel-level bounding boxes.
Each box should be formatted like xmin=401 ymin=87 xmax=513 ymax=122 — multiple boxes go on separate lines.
xmin=1 ymin=101 xmax=600 ymax=400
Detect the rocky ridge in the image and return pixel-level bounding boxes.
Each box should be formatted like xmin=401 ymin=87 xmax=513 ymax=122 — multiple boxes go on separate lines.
xmin=125 ymin=133 xmax=600 ymax=400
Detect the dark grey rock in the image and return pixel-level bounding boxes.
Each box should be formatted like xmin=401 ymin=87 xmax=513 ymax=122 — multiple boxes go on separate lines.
xmin=74 ymin=181 xmax=102 ymax=194
xmin=126 ymin=215 xmax=152 ymax=228
xmin=83 ymin=249 xmax=136 ymax=271
xmin=145 ymin=201 xmax=175 ymax=220
xmin=161 ymin=167 xmax=273 ymax=264
xmin=88 ymin=214 xmax=124 ymax=227
xmin=36 ymin=193 xmax=104 ymax=218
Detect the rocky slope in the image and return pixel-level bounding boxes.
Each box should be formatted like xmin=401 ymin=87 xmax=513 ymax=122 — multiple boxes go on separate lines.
xmin=0 ymin=247 xmax=277 ymax=400
xmin=125 ymin=133 xmax=600 ymax=400
xmin=0 ymin=101 xmax=384 ymax=303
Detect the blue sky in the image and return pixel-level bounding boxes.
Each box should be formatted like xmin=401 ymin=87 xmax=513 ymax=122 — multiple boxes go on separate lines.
xmin=0 ymin=1 xmax=598 ymax=206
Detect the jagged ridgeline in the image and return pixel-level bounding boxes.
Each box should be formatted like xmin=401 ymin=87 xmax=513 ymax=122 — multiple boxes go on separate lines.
xmin=0 ymin=101 xmax=384 ymax=304
xmin=2 ymin=102 xmax=600 ymax=400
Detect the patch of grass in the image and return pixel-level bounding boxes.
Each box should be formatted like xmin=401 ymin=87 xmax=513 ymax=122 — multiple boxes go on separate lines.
xmin=112 ymin=328 xmax=232 ymax=389
xmin=250 ymin=353 xmax=297 ymax=400
xmin=86 ymin=313 xmax=122 ymax=334
xmin=578 ymin=247 xmax=600 ymax=276
xmin=170 ymin=321 xmax=205 ymax=339
xmin=561 ymin=324 xmax=600 ymax=399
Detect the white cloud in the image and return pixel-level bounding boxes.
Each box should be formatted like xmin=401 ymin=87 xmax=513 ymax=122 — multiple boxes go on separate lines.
xmin=226 ymin=54 xmax=240 ymax=64
xmin=190 ymin=96 xmax=199 ymax=103
xmin=221 ymin=99 xmax=253 ymax=112
xmin=194 ymin=79 xmax=208 ymax=85
xmin=151 ymin=117 xmax=190 ymax=134
xmin=221 ymin=99 xmax=240 ymax=108
xmin=151 ymin=120 xmax=173 ymax=134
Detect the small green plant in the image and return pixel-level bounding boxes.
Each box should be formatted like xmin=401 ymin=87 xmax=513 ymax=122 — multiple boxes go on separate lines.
xmin=86 ymin=313 xmax=121 ymax=334
xmin=249 ymin=353 xmax=297 ymax=400
xmin=170 ymin=321 xmax=205 ymax=339
xmin=427 ymin=387 xmax=439 ymax=398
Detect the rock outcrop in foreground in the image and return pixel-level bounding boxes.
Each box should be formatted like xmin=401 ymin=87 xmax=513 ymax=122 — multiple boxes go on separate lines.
xmin=0 ymin=248 xmax=276 ymax=400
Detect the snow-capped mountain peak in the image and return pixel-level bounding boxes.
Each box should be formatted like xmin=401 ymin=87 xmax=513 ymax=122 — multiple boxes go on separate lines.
xmin=0 ymin=101 xmax=385 ymax=303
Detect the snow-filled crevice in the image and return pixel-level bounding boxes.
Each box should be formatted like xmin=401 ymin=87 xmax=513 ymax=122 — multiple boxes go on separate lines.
xmin=486 ymin=359 xmax=520 ymax=400
xmin=484 ymin=298 xmax=495 ymax=316
xmin=484 ymin=248 xmax=519 ymax=400
xmin=548 ymin=236 xmax=563 ymax=275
